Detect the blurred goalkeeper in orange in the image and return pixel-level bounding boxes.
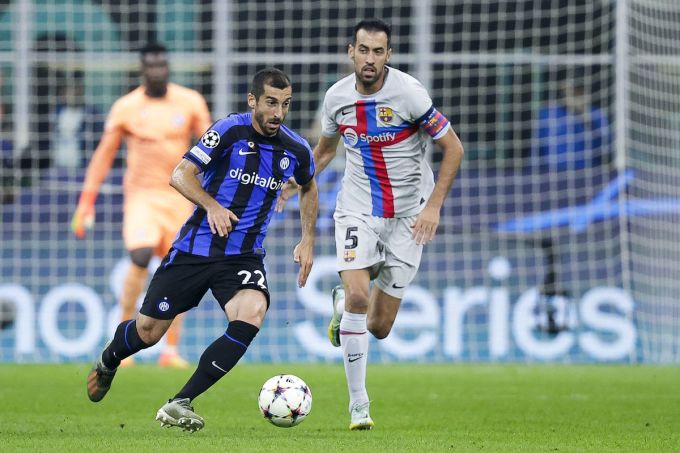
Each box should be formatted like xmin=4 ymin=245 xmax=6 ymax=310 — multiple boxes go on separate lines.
xmin=72 ymin=42 xmax=212 ymax=368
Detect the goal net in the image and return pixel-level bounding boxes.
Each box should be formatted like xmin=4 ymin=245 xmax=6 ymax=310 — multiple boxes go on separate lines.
xmin=1 ymin=0 xmax=678 ymax=364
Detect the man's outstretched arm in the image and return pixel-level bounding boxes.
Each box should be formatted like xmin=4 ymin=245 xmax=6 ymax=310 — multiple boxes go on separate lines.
xmin=275 ymin=134 xmax=340 ymax=212
xmin=293 ymin=177 xmax=319 ymax=287
xmin=71 ymin=128 xmax=123 ymax=238
xmin=412 ymin=127 xmax=464 ymax=245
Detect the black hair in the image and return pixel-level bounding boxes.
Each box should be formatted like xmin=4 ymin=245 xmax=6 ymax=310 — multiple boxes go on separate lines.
xmin=139 ymin=42 xmax=167 ymax=59
xmin=250 ymin=68 xmax=291 ymax=99
xmin=353 ymin=18 xmax=392 ymax=48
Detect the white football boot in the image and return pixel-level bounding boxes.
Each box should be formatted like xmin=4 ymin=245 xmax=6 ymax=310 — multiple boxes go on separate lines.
xmin=328 ymin=285 xmax=345 ymax=347
xmin=156 ymin=398 xmax=205 ymax=433
xmin=349 ymin=401 xmax=374 ymax=430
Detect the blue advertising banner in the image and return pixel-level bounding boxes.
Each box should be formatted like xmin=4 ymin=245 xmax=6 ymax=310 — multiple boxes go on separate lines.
xmin=1 ymin=166 xmax=678 ymax=363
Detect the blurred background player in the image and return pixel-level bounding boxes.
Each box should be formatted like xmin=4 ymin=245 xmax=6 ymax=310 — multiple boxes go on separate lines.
xmin=533 ymin=75 xmax=611 ymax=173
xmin=72 ymin=42 xmax=212 ymax=368
xmin=278 ymin=19 xmax=464 ymax=429
xmin=87 ymin=68 xmax=318 ymax=432
xmin=52 ymin=71 xmax=105 ymax=169
xmin=530 ymin=73 xmax=613 ymax=334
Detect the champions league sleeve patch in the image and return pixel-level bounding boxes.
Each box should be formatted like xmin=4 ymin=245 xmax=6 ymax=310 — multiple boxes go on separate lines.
xmin=189 ymin=146 xmax=211 ymax=164
xmin=419 ymin=107 xmax=450 ymax=139
xmin=201 ymin=129 xmax=221 ymax=148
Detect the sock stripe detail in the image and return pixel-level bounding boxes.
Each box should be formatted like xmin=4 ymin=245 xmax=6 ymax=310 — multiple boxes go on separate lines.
xmin=340 ymin=330 xmax=367 ymax=335
xmin=223 ymin=332 xmax=248 ymax=349
xmin=123 ymin=320 xmax=135 ymax=351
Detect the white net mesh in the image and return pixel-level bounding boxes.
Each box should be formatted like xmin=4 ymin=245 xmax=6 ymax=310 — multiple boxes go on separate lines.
xmin=0 ymin=0 xmax=678 ymax=363
xmin=626 ymin=0 xmax=680 ymax=363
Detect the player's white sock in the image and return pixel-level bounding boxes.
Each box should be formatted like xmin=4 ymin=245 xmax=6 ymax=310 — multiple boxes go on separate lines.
xmin=340 ymin=310 xmax=369 ymax=411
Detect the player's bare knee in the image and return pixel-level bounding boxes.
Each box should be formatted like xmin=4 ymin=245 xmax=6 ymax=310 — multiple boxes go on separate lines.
xmin=246 ymin=297 xmax=268 ymax=325
xmin=135 ymin=315 xmax=167 ymax=345
xmin=129 ymin=247 xmax=153 ymax=268
xmin=344 ymin=292 xmax=369 ymax=312
xmin=226 ymin=289 xmax=268 ymax=327
xmin=136 ymin=326 xmax=161 ymax=345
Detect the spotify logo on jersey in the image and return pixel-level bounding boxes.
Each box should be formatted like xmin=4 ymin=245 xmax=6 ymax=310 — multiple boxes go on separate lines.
xmin=343 ymin=128 xmax=359 ymax=146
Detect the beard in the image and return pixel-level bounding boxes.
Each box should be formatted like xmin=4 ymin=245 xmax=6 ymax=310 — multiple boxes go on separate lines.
xmin=145 ymin=81 xmax=168 ymax=98
xmin=255 ymin=111 xmax=282 ymax=136
xmin=355 ymin=65 xmax=381 ymax=87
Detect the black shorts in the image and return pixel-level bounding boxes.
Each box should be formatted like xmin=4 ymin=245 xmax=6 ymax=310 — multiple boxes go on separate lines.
xmin=139 ymin=248 xmax=270 ymax=320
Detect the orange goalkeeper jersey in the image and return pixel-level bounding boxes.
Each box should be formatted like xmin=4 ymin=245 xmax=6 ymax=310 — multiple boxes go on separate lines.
xmin=82 ymin=83 xmax=211 ymax=197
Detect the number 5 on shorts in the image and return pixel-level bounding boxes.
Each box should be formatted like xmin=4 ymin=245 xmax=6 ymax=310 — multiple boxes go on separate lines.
xmin=345 ymin=226 xmax=358 ymax=250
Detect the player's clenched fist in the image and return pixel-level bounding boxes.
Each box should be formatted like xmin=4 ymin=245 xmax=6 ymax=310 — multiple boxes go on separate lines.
xmin=71 ymin=191 xmax=97 ymax=238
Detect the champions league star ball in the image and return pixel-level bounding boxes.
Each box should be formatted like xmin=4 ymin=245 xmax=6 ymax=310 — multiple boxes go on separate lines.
xmin=258 ymin=374 xmax=312 ymax=428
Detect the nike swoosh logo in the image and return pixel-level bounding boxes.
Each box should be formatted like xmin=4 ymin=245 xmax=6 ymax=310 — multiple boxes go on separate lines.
xmin=239 ymin=149 xmax=257 ymax=156
xmin=392 ymin=283 xmax=405 ymax=289
xmin=348 ymin=356 xmax=363 ymax=363
xmin=341 ymin=107 xmax=353 ymax=115
xmin=212 ymin=361 xmax=227 ymax=372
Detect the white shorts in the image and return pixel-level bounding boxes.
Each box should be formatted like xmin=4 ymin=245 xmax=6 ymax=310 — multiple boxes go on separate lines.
xmin=334 ymin=208 xmax=423 ymax=299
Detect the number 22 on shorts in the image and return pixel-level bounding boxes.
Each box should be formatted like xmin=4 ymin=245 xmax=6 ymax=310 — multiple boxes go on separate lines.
xmin=237 ymin=269 xmax=267 ymax=289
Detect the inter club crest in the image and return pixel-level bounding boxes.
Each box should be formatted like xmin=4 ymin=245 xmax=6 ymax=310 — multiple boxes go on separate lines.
xmin=378 ymin=106 xmax=393 ymax=123
xmin=279 ymin=156 xmax=290 ymax=170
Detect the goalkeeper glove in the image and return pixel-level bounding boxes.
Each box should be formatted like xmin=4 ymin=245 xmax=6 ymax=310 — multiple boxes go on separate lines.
xmin=71 ymin=190 xmax=96 ymax=238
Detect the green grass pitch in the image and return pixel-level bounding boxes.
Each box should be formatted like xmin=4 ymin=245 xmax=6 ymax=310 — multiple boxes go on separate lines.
xmin=1 ymin=363 xmax=678 ymax=452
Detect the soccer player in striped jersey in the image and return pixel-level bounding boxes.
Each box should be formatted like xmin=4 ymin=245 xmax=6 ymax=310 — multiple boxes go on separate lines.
xmin=86 ymin=68 xmax=318 ymax=432
xmin=72 ymin=42 xmax=212 ymax=368
xmin=278 ymin=19 xmax=464 ymax=430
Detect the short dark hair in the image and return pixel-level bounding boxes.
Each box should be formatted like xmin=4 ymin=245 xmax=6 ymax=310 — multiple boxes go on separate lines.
xmin=353 ymin=19 xmax=392 ymax=48
xmin=250 ymin=68 xmax=291 ymax=99
xmin=139 ymin=42 xmax=167 ymax=59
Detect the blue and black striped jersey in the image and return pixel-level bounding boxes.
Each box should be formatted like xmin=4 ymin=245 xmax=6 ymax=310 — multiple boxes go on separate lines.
xmin=173 ymin=113 xmax=315 ymax=257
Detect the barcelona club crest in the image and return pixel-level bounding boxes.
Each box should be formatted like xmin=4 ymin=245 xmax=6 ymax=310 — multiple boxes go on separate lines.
xmin=343 ymin=250 xmax=356 ymax=262
xmin=378 ymin=106 xmax=393 ymax=123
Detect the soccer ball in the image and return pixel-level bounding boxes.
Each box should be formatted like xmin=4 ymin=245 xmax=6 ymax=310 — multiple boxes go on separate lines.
xmin=258 ymin=374 xmax=312 ymax=428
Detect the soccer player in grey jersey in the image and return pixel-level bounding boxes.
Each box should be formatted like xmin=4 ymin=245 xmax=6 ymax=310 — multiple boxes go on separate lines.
xmin=278 ymin=18 xmax=464 ymax=430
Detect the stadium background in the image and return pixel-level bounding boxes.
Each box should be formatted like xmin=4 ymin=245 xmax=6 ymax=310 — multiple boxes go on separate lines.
xmin=0 ymin=0 xmax=678 ymax=364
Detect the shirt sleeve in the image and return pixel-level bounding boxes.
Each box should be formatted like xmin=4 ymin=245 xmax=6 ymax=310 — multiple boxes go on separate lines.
xmin=103 ymin=98 xmax=126 ymax=136
xmin=406 ymin=77 xmax=451 ymax=140
xmin=183 ymin=118 xmax=232 ymax=172
xmin=415 ymin=106 xmax=451 ymax=140
xmin=293 ymin=140 xmax=316 ymax=185
xmin=81 ymin=100 xmax=126 ymax=193
xmin=319 ymin=92 xmax=339 ymax=137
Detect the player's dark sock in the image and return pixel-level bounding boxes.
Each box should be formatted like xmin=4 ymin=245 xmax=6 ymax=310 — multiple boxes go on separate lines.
xmin=102 ymin=320 xmax=152 ymax=369
xmin=174 ymin=320 xmax=259 ymax=401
